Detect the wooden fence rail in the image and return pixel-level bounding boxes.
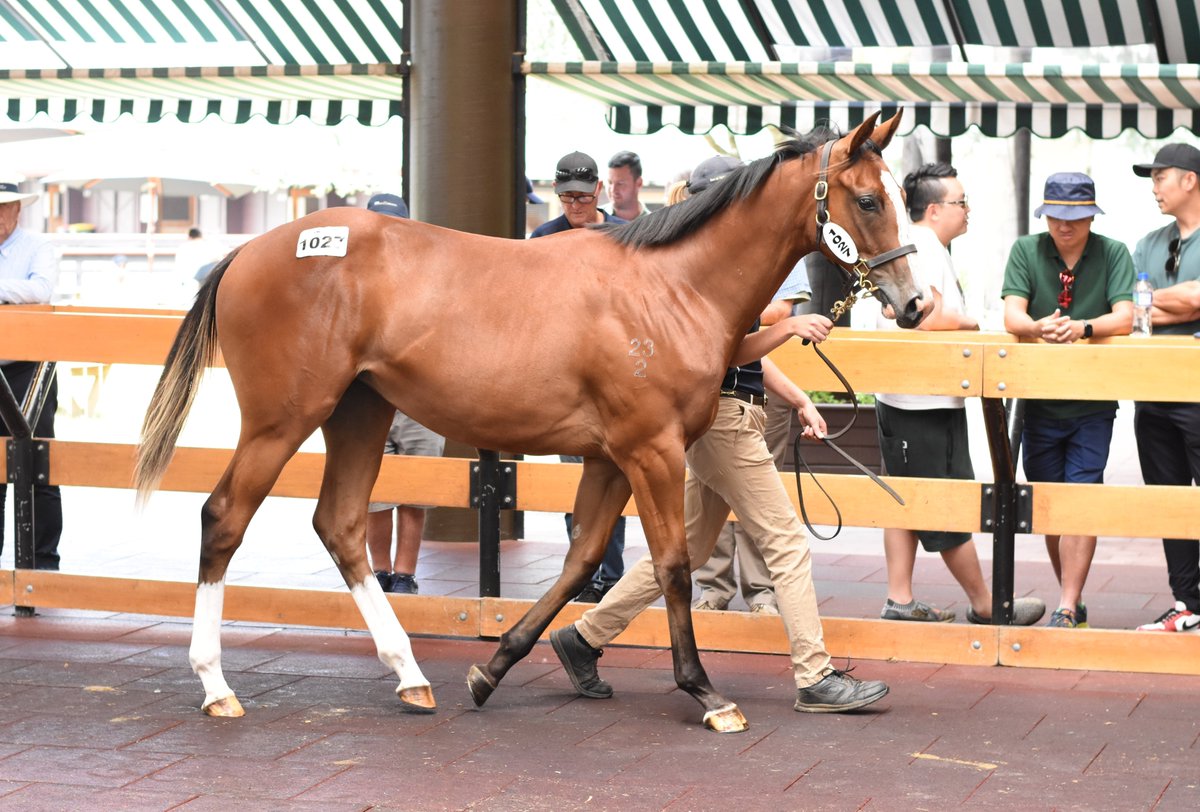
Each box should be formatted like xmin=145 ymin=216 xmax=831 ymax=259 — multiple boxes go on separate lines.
xmin=1 ymin=306 xmax=1198 ymax=674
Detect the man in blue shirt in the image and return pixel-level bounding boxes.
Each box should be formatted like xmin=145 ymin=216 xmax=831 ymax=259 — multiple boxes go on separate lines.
xmin=0 ymin=177 xmax=62 ymax=569
xmin=530 ymin=151 xmax=626 ymax=601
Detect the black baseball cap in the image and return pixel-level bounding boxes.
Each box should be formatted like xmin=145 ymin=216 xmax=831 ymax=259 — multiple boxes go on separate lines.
xmin=1132 ymin=143 xmax=1200 ymax=177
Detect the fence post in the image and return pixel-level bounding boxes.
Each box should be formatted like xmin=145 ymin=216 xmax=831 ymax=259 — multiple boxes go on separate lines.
xmin=1 ymin=362 xmax=56 ymax=617
xmin=980 ymin=397 xmax=1017 ymax=625
xmin=472 ymin=450 xmax=516 ymax=598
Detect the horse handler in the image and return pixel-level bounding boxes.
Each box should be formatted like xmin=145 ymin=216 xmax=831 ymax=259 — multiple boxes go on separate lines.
xmin=549 ymin=156 xmax=890 ymax=714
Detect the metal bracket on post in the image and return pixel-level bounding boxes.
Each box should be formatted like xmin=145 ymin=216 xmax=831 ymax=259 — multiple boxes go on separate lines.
xmin=472 ymin=451 xmax=516 ymax=599
xmin=1014 ymin=485 xmax=1033 ymax=535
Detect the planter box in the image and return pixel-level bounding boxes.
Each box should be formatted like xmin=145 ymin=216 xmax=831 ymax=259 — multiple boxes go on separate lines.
xmin=780 ymin=402 xmax=882 ymax=475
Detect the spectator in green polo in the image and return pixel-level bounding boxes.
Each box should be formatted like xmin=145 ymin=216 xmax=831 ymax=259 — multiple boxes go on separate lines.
xmin=1001 ymin=172 xmax=1135 ymax=629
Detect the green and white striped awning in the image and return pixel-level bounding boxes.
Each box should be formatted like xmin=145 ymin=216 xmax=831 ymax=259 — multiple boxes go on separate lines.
xmin=0 ymin=64 xmax=403 ymax=125
xmin=527 ymin=60 xmax=1200 ymax=138
xmin=0 ymin=0 xmax=405 ymax=126
xmin=0 ymin=0 xmax=405 ymax=68
xmin=544 ymin=1 xmax=1200 ymax=139
xmin=553 ymin=1 xmax=1198 ymax=62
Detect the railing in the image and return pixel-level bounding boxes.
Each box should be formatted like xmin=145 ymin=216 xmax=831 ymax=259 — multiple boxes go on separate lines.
xmin=1 ymin=305 xmax=1198 ymax=674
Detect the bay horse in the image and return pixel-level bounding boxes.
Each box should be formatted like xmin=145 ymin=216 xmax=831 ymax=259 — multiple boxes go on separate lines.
xmin=135 ymin=111 xmax=924 ymax=732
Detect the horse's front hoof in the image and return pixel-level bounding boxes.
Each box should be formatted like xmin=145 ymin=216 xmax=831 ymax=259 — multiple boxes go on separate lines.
xmin=397 ymin=685 xmax=437 ymax=714
xmin=203 ymin=695 xmax=245 ymax=718
xmin=467 ymin=664 xmax=497 ymax=707
xmin=702 ymin=703 xmax=749 ymax=733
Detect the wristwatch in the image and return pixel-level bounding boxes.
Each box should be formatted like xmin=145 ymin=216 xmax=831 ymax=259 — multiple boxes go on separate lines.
xmin=1082 ymin=321 xmax=1093 ymax=339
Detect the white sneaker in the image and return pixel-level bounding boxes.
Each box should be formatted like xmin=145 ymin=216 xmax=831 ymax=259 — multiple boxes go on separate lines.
xmin=1136 ymin=601 xmax=1200 ymax=632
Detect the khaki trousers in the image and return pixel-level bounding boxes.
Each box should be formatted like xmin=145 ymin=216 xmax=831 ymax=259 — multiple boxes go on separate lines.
xmin=693 ymin=384 xmax=793 ymax=608
xmin=575 ymin=398 xmax=832 ymax=688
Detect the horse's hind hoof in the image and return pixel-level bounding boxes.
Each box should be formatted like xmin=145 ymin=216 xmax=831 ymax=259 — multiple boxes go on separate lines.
xmin=467 ymin=664 xmax=497 ymax=707
xmin=703 ymin=703 xmax=749 ymax=733
xmin=397 ymin=685 xmax=437 ymax=714
xmin=203 ymin=695 xmax=245 ymax=718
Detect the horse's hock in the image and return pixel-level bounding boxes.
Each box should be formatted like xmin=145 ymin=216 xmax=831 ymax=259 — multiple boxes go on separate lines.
xmin=2 ymin=306 xmax=1199 ymax=678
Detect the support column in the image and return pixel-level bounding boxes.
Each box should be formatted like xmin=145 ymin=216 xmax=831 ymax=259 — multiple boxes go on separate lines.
xmin=408 ymin=0 xmax=522 ymax=236
xmin=408 ymin=1 xmax=525 ymax=546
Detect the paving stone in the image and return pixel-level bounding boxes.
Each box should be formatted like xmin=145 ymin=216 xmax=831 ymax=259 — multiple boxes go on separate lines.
xmin=132 ymin=754 xmax=347 ymax=800
xmin=0 ymin=745 xmax=184 ymax=787
xmin=2 ymin=684 xmax=180 ymax=718
xmin=0 ymin=660 xmax=167 ymax=690
xmin=293 ymin=763 xmax=513 ymax=808
xmin=0 ymin=782 xmax=197 ymax=810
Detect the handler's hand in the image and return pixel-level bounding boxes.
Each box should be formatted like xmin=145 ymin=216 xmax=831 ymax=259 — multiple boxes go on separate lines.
xmin=797 ymin=399 xmax=828 ymax=440
xmin=788 ymin=314 xmax=834 ymax=344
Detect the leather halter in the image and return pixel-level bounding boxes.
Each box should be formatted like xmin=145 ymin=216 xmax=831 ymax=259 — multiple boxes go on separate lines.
xmin=792 ymin=139 xmax=914 ymax=540
xmin=812 ymin=139 xmax=917 ymax=319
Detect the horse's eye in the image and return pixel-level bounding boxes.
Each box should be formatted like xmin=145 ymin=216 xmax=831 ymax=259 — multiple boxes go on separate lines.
xmin=857 ymin=196 xmax=877 ymax=212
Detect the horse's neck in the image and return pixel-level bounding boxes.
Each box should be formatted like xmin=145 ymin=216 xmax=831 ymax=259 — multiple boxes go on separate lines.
xmin=671 ymin=166 xmax=818 ymax=331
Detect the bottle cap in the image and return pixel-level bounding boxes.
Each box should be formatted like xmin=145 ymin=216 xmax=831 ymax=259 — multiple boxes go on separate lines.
xmin=1137 ymin=272 xmax=1150 ymax=280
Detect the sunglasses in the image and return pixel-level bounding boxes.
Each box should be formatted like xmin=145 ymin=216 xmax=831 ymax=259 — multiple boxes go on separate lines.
xmin=558 ymin=193 xmax=596 ymax=206
xmin=555 ymin=166 xmax=598 ymax=185
xmin=1058 ymin=268 xmax=1076 ymax=310
xmin=1166 ymin=237 xmax=1181 ymax=282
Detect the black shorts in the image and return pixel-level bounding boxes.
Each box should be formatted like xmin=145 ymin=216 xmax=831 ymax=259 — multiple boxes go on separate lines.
xmin=876 ymin=401 xmax=974 ymax=552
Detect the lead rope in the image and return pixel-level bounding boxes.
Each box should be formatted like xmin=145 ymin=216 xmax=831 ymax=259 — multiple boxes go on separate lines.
xmin=791 ymin=341 xmax=905 ymax=540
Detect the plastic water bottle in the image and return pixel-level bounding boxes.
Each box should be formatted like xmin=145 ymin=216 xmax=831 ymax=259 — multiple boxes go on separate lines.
xmin=1133 ymin=272 xmax=1154 ymax=337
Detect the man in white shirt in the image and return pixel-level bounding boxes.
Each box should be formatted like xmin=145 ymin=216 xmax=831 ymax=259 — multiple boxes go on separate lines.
xmin=875 ymin=164 xmax=1043 ymax=626
xmin=0 ymin=176 xmax=63 ymax=569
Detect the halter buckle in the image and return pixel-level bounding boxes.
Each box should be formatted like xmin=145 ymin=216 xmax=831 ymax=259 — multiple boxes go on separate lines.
xmin=814 ymin=180 xmax=828 ymax=201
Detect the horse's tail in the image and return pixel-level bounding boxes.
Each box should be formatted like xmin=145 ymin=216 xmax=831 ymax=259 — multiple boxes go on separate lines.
xmin=134 ymin=246 xmax=241 ymax=505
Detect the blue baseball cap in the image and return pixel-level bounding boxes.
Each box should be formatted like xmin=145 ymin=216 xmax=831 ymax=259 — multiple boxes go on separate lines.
xmin=367 ymin=193 xmax=409 ymax=219
xmin=525 ymin=177 xmax=543 ymax=204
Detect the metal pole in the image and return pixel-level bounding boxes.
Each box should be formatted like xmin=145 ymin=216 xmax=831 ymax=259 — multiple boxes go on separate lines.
xmin=1013 ymin=128 xmax=1031 ymax=238
xmin=981 ymin=397 xmax=1016 ymax=625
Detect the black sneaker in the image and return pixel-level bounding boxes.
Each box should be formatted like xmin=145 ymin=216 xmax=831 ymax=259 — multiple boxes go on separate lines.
xmin=389 ymin=573 xmax=419 ymax=594
xmin=374 ymin=570 xmax=393 ymax=592
xmin=794 ymin=668 xmax=889 ymax=713
xmin=575 ymin=584 xmax=605 ymax=603
xmin=549 ymin=624 xmax=613 ymax=699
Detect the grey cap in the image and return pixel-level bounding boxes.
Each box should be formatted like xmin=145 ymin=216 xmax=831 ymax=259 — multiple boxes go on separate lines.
xmin=554 ymin=151 xmax=600 ymax=194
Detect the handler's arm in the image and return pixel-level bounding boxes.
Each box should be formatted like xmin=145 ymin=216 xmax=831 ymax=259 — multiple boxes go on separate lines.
xmin=730 ymin=314 xmax=833 ymax=366
xmin=761 ymin=357 xmax=827 ymax=439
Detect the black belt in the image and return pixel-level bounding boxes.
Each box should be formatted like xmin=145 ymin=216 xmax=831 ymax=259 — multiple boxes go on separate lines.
xmin=720 ymin=390 xmax=766 ymax=407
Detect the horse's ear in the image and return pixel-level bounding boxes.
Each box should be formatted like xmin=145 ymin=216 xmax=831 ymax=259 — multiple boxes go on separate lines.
xmin=869 ymin=110 xmax=905 ymax=151
xmin=846 ymin=111 xmax=882 ymax=158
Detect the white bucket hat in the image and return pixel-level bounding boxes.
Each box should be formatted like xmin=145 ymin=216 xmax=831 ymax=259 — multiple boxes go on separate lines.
xmin=0 ymin=177 xmax=39 ymax=207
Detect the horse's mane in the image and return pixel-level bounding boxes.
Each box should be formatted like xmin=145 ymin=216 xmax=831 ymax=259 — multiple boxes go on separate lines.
xmin=600 ymin=125 xmax=876 ymax=249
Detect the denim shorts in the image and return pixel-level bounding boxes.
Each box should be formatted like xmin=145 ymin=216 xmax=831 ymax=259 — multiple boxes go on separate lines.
xmin=1021 ymin=409 xmax=1116 ymax=484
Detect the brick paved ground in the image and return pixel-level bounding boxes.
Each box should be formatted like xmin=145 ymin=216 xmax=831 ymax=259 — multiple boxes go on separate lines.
xmin=0 ymin=610 xmax=1196 ymax=811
